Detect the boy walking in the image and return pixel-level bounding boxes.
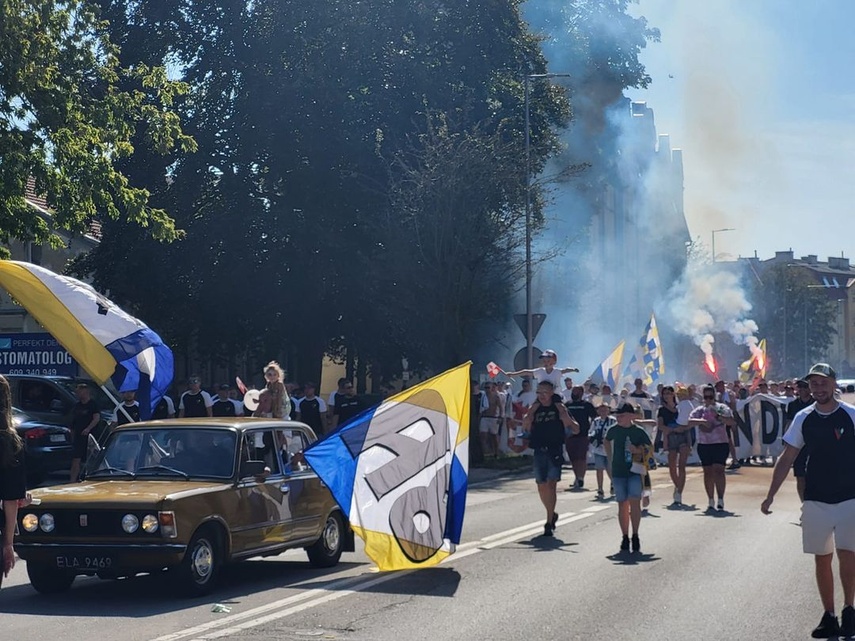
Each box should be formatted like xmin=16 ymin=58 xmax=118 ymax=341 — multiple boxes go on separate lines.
xmin=605 ymin=404 xmax=652 ymax=552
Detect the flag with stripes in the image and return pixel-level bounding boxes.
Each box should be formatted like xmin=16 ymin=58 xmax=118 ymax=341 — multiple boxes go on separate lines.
xmin=624 ymin=314 xmax=665 ymax=386
xmin=589 ymin=340 xmax=625 ymax=389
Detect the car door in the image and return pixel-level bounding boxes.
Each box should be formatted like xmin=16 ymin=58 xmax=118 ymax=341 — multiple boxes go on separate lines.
xmin=281 ymin=427 xmax=328 ymax=542
xmin=230 ymin=429 xmax=293 ymax=557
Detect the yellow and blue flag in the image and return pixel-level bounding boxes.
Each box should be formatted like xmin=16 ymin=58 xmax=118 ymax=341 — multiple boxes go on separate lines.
xmin=589 ymin=340 xmax=625 ymax=389
xmin=739 ymin=338 xmax=767 ymax=383
xmin=0 ymin=261 xmax=173 ymax=419
xmin=624 ymin=314 xmax=665 ymax=386
xmin=304 ymin=363 xmax=470 ymax=571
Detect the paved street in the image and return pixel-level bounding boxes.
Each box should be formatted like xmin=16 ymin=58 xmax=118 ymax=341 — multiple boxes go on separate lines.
xmin=0 ymin=464 xmax=828 ymax=640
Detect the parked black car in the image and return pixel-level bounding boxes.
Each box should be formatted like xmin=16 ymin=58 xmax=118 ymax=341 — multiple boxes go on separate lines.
xmin=13 ymin=407 xmax=73 ymax=487
xmin=5 ymin=375 xmax=114 ymax=442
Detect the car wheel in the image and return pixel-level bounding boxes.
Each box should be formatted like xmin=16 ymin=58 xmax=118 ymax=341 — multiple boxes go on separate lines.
xmin=27 ymin=562 xmax=76 ymax=594
xmin=306 ymin=511 xmax=345 ymax=568
xmin=176 ymin=526 xmax=222 ymax=597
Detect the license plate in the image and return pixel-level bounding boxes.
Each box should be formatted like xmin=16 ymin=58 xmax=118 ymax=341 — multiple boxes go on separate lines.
xmin=49 ymin=434 xmax=66 ymax=443
xmin=56 ymin=555 xmax=113 ymax=569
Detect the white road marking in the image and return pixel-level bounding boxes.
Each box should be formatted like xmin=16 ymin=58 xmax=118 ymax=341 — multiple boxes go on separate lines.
xmin=150 ymin=506 xmax=613 ymax=641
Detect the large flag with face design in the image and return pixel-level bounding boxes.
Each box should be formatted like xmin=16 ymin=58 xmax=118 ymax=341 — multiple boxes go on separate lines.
xmin=0 ymin=261 xmax=173 ymax=419
xmin=303 ymin=363 xmax=470 ymax=571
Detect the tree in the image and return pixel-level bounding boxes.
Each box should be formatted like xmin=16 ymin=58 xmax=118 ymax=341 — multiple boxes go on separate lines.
xmin=76 ymin=0 xmax=571 ymax=383
xmin=749 ymin=264 xmax=838 ymax=377
xmin=0 ymin=1 xmax=195 ymax=251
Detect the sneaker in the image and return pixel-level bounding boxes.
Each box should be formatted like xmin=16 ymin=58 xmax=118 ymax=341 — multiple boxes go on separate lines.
xmin=841 ymin=605 xmax=855 ymax=637
xmin=576 ymin=479 xmax=585 ymax=490
xmin=812 ymin=612 xmax=840 ymax=639
xmin=597 ymin=489 xmax=605 ymax=499
xmin=551 ymin=512 xmax=559 ymax=528
xmin=543 ymin=522 xmax=554 ymax=537
xmin=717 ymin=500 xmax=725 ymax=512
xmin=620 ymin=535 xmax=630 ymax=551
xmin=673 ymin=491 xmax=682 ymax=505
xmin=631 ymin=534 xmax=640 ymax=553
xmin=727 ymin=461 xmax=741 ymax=470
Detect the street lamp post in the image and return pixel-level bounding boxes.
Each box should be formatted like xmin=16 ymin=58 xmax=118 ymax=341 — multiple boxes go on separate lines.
xmin=711 ymin=228 xmax=735 ymax=263
xmin=524 ymin=72 xmax=569 ymax=368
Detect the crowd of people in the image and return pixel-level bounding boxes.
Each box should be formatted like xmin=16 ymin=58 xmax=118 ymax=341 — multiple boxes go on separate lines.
xmin=67 ymin=362 xmax=369 ymax=483
xmin=481 ymin=349 xmax=855 ymax=640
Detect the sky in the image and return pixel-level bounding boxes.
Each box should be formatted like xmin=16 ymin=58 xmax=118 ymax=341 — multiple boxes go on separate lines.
xmin=626 ymin=0 xmax=855 ymax=264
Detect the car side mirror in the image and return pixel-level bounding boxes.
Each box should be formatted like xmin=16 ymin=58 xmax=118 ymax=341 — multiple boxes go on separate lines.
xmin=49 ymin=399 xmax=64 ymax=412
xmin=240 ymin=459 xmax=267 ymax=478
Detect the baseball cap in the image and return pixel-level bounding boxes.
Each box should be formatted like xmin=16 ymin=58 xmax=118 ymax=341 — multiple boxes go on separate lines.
xmin=540 ymin=349 xmax=557 ymax=359
xmin=615 ymin=403 xmax=638 ymax=415
xmin=806 ymin=363 xmax=837 ymax=380
xmin=218 ymin=383 xmax=231 ymax=390
xmin=796 ymin=379 xmax=809 ymax=389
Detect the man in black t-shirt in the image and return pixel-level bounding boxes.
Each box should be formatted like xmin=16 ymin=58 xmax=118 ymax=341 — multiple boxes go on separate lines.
xmin=211 ymin=384 xmax=244 ymax=418
xmin=786 ymin=379 xmax=814 ymax=502
xmin=179 ymin=376 xmax=213 ymax=418
xmin=565 ymin=386 xmax=598 ymax=490
xmin=69 ymin=384 xmax=101 ymax=482
xmin=296 ymin=382 xmax=327 ymax=435
xmin=332 ymin=381 xmax=364 ymax=430
xmin=763 ymin=363 xmax=855 ymax=639
xmin=108 ymin=391 xmax=141 ymax=430
xmin=511 ymin=381 xmax=577 ymax=537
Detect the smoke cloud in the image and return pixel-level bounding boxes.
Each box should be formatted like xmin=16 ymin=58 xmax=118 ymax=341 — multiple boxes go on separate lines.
xmin=664 ymin=259 xmax=761 ymax=365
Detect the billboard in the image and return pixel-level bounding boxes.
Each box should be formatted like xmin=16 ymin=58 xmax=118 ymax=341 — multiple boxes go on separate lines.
xmin=0 ymin=333 xmax=78 ymax=377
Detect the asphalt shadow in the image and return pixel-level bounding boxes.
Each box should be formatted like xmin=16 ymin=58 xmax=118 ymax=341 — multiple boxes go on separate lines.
xmin=664 ymin=503 xmax=699 ymax=512
xmin=515 ymin=536 xmax=579 ymax=553
xmin=696 ymin=508 xmax=741 ymax=518
xmin=0 ymin=559 xmax=365 ymax=616
xmin=296 ymin=566 xmax=461 ymax=598
xmin=606 ymin=551 xmax=661 ymax=565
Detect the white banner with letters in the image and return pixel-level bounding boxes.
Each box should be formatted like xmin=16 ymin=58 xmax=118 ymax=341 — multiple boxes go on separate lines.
xmin=732 ymin=394 xmax=793 ymax=459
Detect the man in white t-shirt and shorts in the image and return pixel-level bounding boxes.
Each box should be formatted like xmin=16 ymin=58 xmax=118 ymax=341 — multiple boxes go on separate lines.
xmin=762 ymin=363 xmax=855 ymax=639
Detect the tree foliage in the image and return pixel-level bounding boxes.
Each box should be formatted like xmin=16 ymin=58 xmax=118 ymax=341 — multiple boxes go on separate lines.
xmin=67 ymin=0 xmax=657 ymax=384
xmin=749 ymin=264 xmax=838 ymax=377
xmin=0 ymin=0 xmax=195 ymax=250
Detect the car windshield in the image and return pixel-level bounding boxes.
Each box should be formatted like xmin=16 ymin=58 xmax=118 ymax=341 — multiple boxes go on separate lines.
xmin=87 ymin=428 xmax=237 ymax=480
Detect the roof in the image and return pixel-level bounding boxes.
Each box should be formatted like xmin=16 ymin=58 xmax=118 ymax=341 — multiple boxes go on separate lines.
xmin=24 ymin=176 xmax=102 ymax=243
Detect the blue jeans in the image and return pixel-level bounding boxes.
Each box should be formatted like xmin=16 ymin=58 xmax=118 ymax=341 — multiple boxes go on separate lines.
xmin=613 ymin=474 xmax=643 ymax=502
xmin=533 ymin=448 xmax=562 ymax=484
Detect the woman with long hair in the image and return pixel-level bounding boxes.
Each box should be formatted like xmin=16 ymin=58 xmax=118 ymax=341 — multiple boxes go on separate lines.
xmin=253 ymin=361 xmax=291 ymax=419
xmin=0 ymin=374 xmax=27 ymax=585
xmin=659 ymin=385 xmax=690 ymax=506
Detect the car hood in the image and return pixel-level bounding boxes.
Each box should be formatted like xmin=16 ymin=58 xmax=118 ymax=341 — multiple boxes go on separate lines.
xmin=31 ymin=480 xmax=232 ymax=507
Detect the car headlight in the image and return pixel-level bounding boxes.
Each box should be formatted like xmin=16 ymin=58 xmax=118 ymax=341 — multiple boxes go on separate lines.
xmin=22 ymin=513 xmax=38 ymax=532
xmin=39 ymin=513 xmax=55 ymax=533
xmin=141 ymin=514 xmax=159 ymax=533
xmin=121 ymin=514 xmax=139 ymax=534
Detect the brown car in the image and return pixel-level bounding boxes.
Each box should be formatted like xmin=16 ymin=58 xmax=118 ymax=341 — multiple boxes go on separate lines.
xmin=14 ymin=419 xmax=354 ymax=596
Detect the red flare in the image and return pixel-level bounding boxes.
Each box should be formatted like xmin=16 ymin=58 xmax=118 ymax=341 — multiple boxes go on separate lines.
xmin=704 ymin=354 xmax=717 ymax=375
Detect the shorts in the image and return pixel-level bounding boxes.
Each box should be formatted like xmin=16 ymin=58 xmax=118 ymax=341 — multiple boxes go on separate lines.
xmin=565 ymin=435 xmax=588 ymax=462
xmin=593 ymin=454 xmax=608 ymax=470
xmin=533 ymin=448 xmax=563 ymax=484
xmin=479 ymin=417 xmax=501 ymax=435
xmin=697 ymin=442 xmax=729 ymax=467
xmin=72 ymin=433 xmax=88 ymax=460
xmin=613 ymin=475 xmax=643 ymax=502
xmin=802 ymin=499 xmax=855 ymax=555
xmin=793 ymin=448 xmax=809 ymax=478
xmin=667 ymin=430 xmax=692 ymax=452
